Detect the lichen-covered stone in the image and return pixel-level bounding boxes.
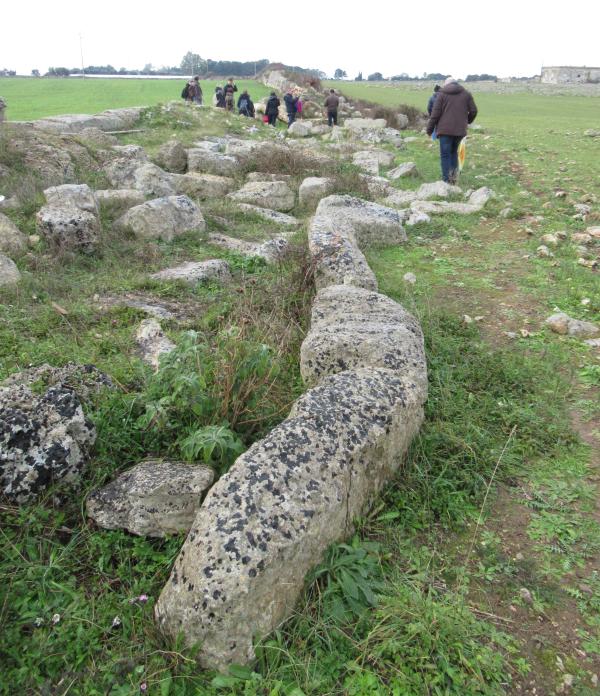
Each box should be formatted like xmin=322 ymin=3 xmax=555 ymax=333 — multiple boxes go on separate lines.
xmin=298 ymin=177 xmax=334 ymax=208
xmin=187 ymin=150 xmax=240 ymax=177
xmin=0 ymin=253 xmax=21 ymax=286
xmin=87 ymin=460 xmax=214 ymax=537
xmin=2 ymin=362 xmax=112 ymax=402
xmin=135 ymin=319 xmax=175 ymax=369
xmin=207 ymin=233 xmax=289 ymax=264
xmin=301 ymin=285 xmax=427 ymax=392
xmin=174 ymin=173 xmax=235 ymax=200
xmin=115 ymin=195 xmax=205 ymax=241
xmin=104 ymin=145 xmax=149 ymax=188
xmin=155 ymin=140 xmax=188 ymax=174
xmin=36 ymin=204 xmax=100 ymax=253
xmin=133 ymin=163 xmax=177 ymax=197
xmin=0 ymin=384 xmax=96 ymax=503
xmin=155 ymin=367 xmax=425 ymax=668
xmin=236 ymin=203 xmax=299 ymax=226
xmin=0 ymin=213 xmax=28 ymax=255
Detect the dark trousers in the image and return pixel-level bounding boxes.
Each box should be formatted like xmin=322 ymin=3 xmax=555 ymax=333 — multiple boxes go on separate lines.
xmin=327 ymin=110 xmax=338 ymax=127
xmin=267 ymin=113 xmax=277 ymax=126
xmin=287 ymin=112 xmax=296 ymax=127
xmin=439 ymin=135 xmax=462 ymax=182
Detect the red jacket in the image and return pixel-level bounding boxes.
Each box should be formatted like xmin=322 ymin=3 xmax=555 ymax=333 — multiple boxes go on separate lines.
xmin=427 ymin=82 xmax=477 ymax=137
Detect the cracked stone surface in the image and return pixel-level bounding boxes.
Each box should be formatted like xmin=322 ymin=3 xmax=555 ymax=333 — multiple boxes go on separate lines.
xmin=87 ymin=460 xmax=215 ymax=537
xmin=43 ymin=184 xmax=99 ymax=215
xmin=228 ymin=181 xmax=296 ymax=213
xmin=208 ymin=233 xmax=289 ymax=264
xmin=36 ymin=204 xmax=100 ymax=253
xmin=135 ymin=319 xmax=175 ymax=369
xmin=236 ymin=203 xmax=299 ymax=226
xmin=115 ymin=195 xmax=205 ymax=241
xmin=149 ymin=259 xmax=232 ymax=285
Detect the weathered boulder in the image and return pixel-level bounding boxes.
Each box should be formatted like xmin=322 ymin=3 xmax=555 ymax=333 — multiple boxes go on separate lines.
xmin=0 ymin=254 xmax=21 ymax=286
xmin=155 ymin=366 xmax=426 ymax=668
xmin=586 ymin=225 xmax=600 ymax=239
xmin=236 ymin=203 xmax=299 ymax=226
xmin=360 ymin=174 xmax=393 ymax=197
xmin=0 ymin=213 xmax=27 ymax=255
xmin=352 ymin=151 xmax=380 ymax=175
xmin=288 ymin=121 xmax=312 ymax=137
xmin=115 ymin=195 xmax=205 ymax=241
xmin=388 ymin=162 xmax=418 ymax=179
xmin=396 ymin=113 xmax=409 ymax=130
xmin=187 ymin=150 xmax=240 ymax=177
xmin=104 ymin=145 xmax=149 ymax=188
xmin=0 ymin=384 xmax=96 ymax=504
xmin=43 ymin=183 xmax=99 ymax=215
xmin=77 ymin=127 xmax=118 ymax=148
xmin=174 ymin=173 xmax=235 ymax=200
xmin=545 ymin=313 xmax=599 ymax=338
xmin=228 ymin=181 xmax=295 ymax=212
xmin=301 ymin=285 xmax=427 ymax=391
xmin=133 ymin=163 xmax=177 ymax=197
xmin=87 ymin=460 xmax=214 ymax=537
xmin=31 ymin=107 xmax=143 ymax=134
xmin=150 ymin=260 xmax=232 ymax=285
xmin=95 ymin=189 xmax=145 ymax=213
xmin=416 ymin=181 xmax=462 ymax=199
xmin=246 ymin=172 xmax=293 ymax=183
xmin=298 ymin=177 xmax=335 ymax=208
xmin=155 ymin=140 xmax=188 ymax=174
xmin=36 ymin=205 xmax=100 ymax=253
xmin=345 ymin=118 xmax=388 ymax=133
xmin=135 ymin=319 xmax=175 ymax=369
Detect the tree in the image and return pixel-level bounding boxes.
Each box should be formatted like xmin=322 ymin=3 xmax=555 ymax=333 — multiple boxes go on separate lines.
xmin=31 ymin=69 xmax=40 ymax=77
xmin=180 ymin=51 xmax=205 ymax=75
xmin=334 ymin=68 xmax=347 ymax=79
xmin=367 ymin=72 xmax=383 ymax=81
xmin=355 ymin=72 xmax=363 ymax=81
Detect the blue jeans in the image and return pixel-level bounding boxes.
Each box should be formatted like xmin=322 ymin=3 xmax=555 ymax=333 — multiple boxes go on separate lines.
xmin=439 ymin=135 xmax=462 ymax=182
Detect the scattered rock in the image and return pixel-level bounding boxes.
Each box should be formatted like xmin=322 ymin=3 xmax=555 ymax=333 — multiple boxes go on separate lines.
xmin=174 ymin=173 xmax=235 ymax=200
xmin=187 ymin=149 xmax=239 ymax=177
xmin=388 ymin=162 xmax=418 ymax=179
xmin=536 ymin=245 xmax=554 ymax=258
xmin=0 ymin=384 xmax=96 ymax=503
xmin=545 ymin=312 xmax=599 ymax=338
xmin=104 ymin=144 xmax=149 ymax=188
xmin=150 ymin=259 xmax=232 ymax=285
xmin=208 ymin=233 xmax=288 ymax=264
xmin=2 ymin=363 xmax=112 ymax=402
xmin=572 ymin=232 xmax=592 ymax=244
xmin=36 ymin=205 xmax=100 ymax=253
xmin=540 ymin=233 xmax=559 ymax=246
xmin=115 ymin=195 xmax=205 ymax=241
xmin=43 ymin=184 xmax=99 ymax=215
xmin=133 ymin=163 xmax=177 ymax=197
xmin=87 ymin=460 xmax=214 ymax=537
xmin=519 ymin=587 xmax=533 ymax=605
xmin=0 ymin=253 xmax=21 ymax=286
xmin=288 ymin=121 xmax=312 ymax=137
xmin=406 ymin=211 xmax=431 ymax=226
xmin=228 ymin=181 xmax=295 ymax=212
xmin=154 ymin=140 xmax=188 ymax=174
xmin=135 ymin=319 xmax=175 ymax=369
xmin=587 ymin=225 xmax=600 ymax=238
xmin=95 ymin=189 xmax=145 ymax=213
xmin=298 ymin=177 xmax=335 ymax=208
xmin=0 ymin=212 xmax=27 ymax=255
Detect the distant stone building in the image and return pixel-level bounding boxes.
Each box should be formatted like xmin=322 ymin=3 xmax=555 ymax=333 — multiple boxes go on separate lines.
xmin=541 ymin=66 xmax=600 ymax=84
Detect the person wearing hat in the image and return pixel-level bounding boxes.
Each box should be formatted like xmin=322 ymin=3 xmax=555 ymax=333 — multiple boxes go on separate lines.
xmin=426 ymin=77 xmax=477 ymax=184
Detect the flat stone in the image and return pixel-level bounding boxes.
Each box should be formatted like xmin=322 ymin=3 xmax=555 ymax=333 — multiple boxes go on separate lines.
xmin=298 ymin=177 xmax=335 ymax=208
xmin=228 ymin=181 xmax=295 ymax=212
xmin=174 ymin=173 xmax=235 ymax=200
xmin=388 ymin=162 xmax=418 ymax=179
xmin=43 ymin=184 xmax=99 ymax=215
xmin=87 ymin=460 xmax=214 ymax=537
xmin=208 ymin=233 xmax=289 ymax=264
xmin=545 ymin=312 xmax=599 ymax=338
xmin=154 ymin=140 xmax=188 ymax=174
xmin=187 ymin=150 xmax=240 ymax=177
xmin=150 ymin=259 xmax=232 ymax=285
xmin=236 ymin=203 xmax=299 ymax=226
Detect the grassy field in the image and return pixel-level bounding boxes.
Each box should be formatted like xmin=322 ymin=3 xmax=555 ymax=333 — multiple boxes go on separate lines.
xmin=0 ymin=77 xmax=271 ymax=120
xmin=1 ymin=84 xmax=600 ymax=694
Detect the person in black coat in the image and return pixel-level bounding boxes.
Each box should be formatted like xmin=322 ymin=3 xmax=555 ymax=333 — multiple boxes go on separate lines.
xmin=427 ymin=85 xmax=441 ymax=116
xmin=237 ymin=90 xmax=255 ymax=117
xmin=214 ymin=86 xmax=226 ymax=108
xmin=283 ymin=90 xmax=298 ymax=127
xmin=265 ymin=92 xmax=280 ymax=126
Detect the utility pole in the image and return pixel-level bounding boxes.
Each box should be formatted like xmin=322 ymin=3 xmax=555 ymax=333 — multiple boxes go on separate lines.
xmin=79 ymin=33 xmax=85 ymax=78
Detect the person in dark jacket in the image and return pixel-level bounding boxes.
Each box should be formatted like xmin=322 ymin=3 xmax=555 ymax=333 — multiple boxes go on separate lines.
xmin=223 ymin=78 xmax=238 ymax=111
xmin=427 ymin=85 xmax=440 ymax=116
xmin=283 ymin=89 xmax=298 ymax=127
xmin=426 ymin=77 xmax=477 ymax=183
xmin=265 ymin=92 xmax=280 ymax=126
xmin=237 ymin=90 xmax=255 ymax=117
xmin=324 ymin=89 xmax=340 ymax=126
xmin=214 ymin=86 xmax=226 ymax=108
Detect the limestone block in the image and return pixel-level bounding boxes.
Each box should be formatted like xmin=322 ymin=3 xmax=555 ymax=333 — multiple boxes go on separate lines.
xmin=150 ymin=260 xmax=232 ymax=285
xmin=388 ymin=162 xmax=418 ymax=179
xmin=116 ymin=195 xmax=205 ymax=241
xmin=155 ymin=366 xmax=426 ymax=669
xmin=187 ymin=150 xmax=240 ymax=177
xmin=155 ymin=140 xmax=188 ymax=174
xmin=0 ymin=253 xmax=21 ymax=286
xmin=135 ymin=319 xmax=175 ymax=369
xmin=0 ymin=213 xmax=27 ymax=255
xmin=44 ymin=184 xmax=99 ymax=215
xmin=36 ymin=205 xmax=100 ymax=253
xmin=236 ymin=203 xmax=299 ymax=226
xmin=133 ymin=163 xmax=177 ymax=197
xmin=95 ymin=189 xmax=145 ymax=213
xmin=228 ymin=181 xmax=295 ymax=212
xmin=174 ymin=173 xmax=236 ymax=200
xmin=87 ymin=460 xmax=214 ymax=537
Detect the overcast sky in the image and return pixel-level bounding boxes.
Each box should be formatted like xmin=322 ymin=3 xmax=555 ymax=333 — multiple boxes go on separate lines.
xmin=2 ymin=0 xmax=599 ymax=79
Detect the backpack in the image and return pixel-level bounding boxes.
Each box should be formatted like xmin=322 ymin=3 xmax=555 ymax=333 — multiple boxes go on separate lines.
xmin=181 ymin=84 xmax=189 ymax=99
xmin=239 ymin=97 xmax=249 ymax=114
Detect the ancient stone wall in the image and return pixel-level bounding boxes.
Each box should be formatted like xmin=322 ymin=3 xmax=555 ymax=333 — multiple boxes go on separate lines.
xmin=541 ymin=66 xmax=600 ymax=84
xmin=154 ymin=194 xmax=428 ymax=669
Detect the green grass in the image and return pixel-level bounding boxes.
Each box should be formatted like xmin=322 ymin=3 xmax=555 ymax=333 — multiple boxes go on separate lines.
xmin=0 ymin=77 xmax=271 ymax=121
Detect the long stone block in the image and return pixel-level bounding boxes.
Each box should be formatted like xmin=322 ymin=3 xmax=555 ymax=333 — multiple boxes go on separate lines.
xmin=154 ymin=367 xmax=425 ymax=668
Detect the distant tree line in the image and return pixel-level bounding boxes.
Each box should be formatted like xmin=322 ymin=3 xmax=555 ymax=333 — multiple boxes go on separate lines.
xmin=464 ymin=74 xmax=498 ymax=82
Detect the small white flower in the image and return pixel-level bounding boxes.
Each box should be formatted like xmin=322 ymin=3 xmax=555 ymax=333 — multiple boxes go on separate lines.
xmin=52 ymin=613 xmax=61 ymax=624
xmin=34 ymin=617 xmax=44 ymax=627
xmin=112 ymin=616 xmax=121 ymax=628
